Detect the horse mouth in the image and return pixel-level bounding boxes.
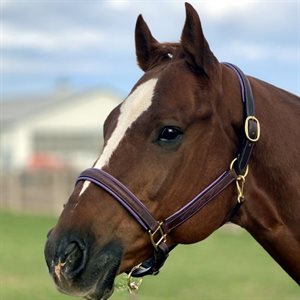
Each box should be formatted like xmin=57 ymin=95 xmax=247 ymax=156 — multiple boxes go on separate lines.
xmin=82 ymin=256 xmax=120 ymax=300
xmin=46 ymin=239 xmax=123 ymax=300
xmin=82 ymin=269 xmax=116 ymax=300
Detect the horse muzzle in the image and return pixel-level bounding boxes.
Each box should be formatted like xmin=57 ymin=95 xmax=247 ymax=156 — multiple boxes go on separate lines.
xmin=44 ymin=231 xmax=123 ymax=300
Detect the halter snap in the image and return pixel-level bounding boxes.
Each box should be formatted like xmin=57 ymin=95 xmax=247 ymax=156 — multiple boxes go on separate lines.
xmin=236 ymin=175 xmax=246 ymax=203
xmin=230 ymin=158 xmax=249 ymax=203
xmin=127 ymin=264 xmax=144 ymax=294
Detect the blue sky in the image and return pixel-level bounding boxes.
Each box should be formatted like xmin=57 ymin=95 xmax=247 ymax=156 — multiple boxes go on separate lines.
xmin=1 ymin=0 xmax=299 ymax=98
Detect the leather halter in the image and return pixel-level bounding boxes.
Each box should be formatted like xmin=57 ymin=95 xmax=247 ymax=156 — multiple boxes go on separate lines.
xmin=76 ymin=63 xmax=260 ymax=278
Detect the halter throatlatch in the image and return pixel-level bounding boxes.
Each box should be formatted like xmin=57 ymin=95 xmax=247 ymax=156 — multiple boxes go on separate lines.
xmin=76 ymin=63 xmax=260 ymax=291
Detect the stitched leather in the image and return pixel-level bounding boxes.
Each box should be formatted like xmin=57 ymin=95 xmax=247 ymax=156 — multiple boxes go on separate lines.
xmin=223 ymin=63 xmax=257 ymax=174
xmin=77 ymin=168 xmax=159 ymax=232
xmin=163 ymin=170 xmax=237 ymax=233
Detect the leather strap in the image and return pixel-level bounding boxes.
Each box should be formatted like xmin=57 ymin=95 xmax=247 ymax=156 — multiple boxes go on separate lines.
xmin=77 ymin=168 xmax=238 ymax=235
xmin=223 ymin=63 xmax=259 ymax=175
xmin=77 ymin=168 xmax=159 ymax=232
xmin=163 ymin=169 xmax=237 ymax=233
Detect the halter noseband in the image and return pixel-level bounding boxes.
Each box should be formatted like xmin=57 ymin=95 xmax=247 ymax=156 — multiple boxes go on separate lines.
xmin=76 ymin=63 xmax=260 ymax=279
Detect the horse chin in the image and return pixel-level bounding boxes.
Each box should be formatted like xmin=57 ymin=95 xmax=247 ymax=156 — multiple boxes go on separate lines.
xmin=83 ymin=259 xmax=119 ymax=300
xmin=83 ymin=274 xmax=115 ymax=300
xmin=84 ymin=285 xmax=114 ymax=300
xmin=54 ymin=241 xmax=123 ymax=300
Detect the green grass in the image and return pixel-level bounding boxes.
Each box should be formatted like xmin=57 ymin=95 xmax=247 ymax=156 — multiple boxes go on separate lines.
xmin=0 ymin=211 xmax=298 ymax=300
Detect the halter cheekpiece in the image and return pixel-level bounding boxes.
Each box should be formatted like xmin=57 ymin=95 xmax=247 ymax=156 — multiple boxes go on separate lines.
xmin=76 ymin=63 xmax=260 ymax=281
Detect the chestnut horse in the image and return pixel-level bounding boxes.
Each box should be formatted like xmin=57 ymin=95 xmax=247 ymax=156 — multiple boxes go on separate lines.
xmin=45 ymin=3 xmax=300 ymax=300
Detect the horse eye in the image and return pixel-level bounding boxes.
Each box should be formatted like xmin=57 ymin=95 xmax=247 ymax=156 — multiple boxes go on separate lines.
xmin=157 ymin=126 xmax=183 ymax=144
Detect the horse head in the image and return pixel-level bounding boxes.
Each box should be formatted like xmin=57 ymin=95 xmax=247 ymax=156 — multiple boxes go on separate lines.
xmin=45 ymin=3 xmax=244 ymax=299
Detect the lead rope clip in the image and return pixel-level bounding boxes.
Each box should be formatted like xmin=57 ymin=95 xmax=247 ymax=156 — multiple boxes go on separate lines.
xmin=127 ymin=264 xmax=144 ymax=295
xmin=236 ymin=174 xmax=246 ymax=203
xmin=230 ymin=158 xmax=249 ymax=204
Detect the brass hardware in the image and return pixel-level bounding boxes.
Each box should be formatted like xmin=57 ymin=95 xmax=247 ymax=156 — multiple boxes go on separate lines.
xmin=127 ymin=264 xmax=143 ymax=294
xmin=245 ymin=116 xmax=260 ymax=142
xmin=230 ymin=158 xmax=249 ymax=203
xmin=236 ymin=175 xmax=246 ymax=203
xmin=230 ymin=158 xmax=249 ymax=177
xmin=148 ymin=222 xmax=167 ymax=251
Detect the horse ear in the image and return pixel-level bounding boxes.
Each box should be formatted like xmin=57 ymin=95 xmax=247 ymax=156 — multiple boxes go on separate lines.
xmin=135 ymin=14 xmax=159 ymax=71
xmin=181 ymin=3 xmax=216 ymax=75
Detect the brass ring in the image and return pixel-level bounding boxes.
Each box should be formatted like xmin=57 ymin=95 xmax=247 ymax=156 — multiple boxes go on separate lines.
xmin=230 ymin=158 xmax=249 ymax=177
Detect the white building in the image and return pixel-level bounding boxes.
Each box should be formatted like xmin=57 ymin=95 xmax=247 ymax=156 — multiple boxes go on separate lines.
xmin=1 ymin=89 xmax=121 ymax=171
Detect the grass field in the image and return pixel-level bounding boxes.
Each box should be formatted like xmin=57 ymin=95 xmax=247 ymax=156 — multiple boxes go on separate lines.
xmin=0 ymin=211 xmax=298 ymax=300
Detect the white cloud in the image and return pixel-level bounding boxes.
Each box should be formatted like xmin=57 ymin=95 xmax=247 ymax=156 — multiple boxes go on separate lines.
xmin=198 ymin=0 xmax=254 ymax=18
xmin=0 ymin=0 xmax=9 ymax=8
xmin=107 ymin=0 xmax=130 ymax=10
xmin=2 ymin=55 xmax=113 ymax=75
xmin=228 ymin=41 xmax=298 ymax=63
xmin=1 ymin=23 xmax=105 ymax=52
xmin=1 ymin=0 xmax=299 ymax=96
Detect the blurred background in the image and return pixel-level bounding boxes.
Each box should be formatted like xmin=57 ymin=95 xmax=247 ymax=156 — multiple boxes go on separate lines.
xmin=0 ymin=1 xmax=299 ymax=300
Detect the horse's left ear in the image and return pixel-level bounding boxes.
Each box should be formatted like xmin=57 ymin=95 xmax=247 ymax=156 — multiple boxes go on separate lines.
xmin=135 ymin=14 xmax=159 ymax=71
xmin=181 ymin=3 xmax=217 ymax=75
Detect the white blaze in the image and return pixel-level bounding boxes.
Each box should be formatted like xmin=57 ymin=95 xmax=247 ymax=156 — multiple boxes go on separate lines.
xmin=79 ymin=78 xmax=158 ymax=196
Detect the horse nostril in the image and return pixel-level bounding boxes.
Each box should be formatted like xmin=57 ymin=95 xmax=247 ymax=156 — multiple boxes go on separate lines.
xmin=56 ymin=240 xmax=88 ymax=280
xmin=65 ymin=242 xmax=77 ymax=256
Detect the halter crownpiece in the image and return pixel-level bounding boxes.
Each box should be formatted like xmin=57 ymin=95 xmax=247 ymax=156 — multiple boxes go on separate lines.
xmin=76 ymin=63 xmax=260 ymax=283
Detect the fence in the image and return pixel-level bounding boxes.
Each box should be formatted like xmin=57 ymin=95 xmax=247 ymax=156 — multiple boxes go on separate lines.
xmin=0 ymin=170 xmax=78 ymax=216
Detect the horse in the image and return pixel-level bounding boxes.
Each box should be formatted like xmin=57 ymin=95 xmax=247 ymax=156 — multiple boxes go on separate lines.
xmin=44 ymin=3 xmax=300 ymax=300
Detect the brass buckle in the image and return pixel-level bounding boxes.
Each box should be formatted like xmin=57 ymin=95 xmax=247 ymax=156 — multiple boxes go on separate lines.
xmin=245 ymin=116 xmax=260 ymax=142
xmin=148 ymin=222 xmax=167 ymax=251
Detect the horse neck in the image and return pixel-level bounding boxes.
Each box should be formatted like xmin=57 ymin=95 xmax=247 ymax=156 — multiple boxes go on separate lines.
xmin=222 ymin=66 xmax=300 ymax=283
xmin=244 ymin=77 xmax=300 ymax=226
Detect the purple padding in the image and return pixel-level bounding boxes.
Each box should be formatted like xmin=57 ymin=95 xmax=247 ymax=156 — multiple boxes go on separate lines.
xmin=164 ymin=170 xmax=236 ymax=232
xmin=223 ymin=62 xmax=246 ymax=104
xmin=76 ymin=167 xmax=237 ymax=235
xmin=76 ymin=168 xmax=163 ymax=233
xmin=77 ymin=176 xmax=148 ymax=230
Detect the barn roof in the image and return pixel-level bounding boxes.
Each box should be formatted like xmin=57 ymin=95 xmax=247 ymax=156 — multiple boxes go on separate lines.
xmin=1 ymin=88 xmax=121 ymax=128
